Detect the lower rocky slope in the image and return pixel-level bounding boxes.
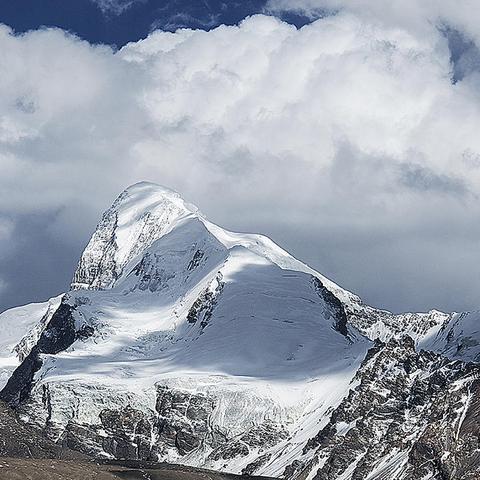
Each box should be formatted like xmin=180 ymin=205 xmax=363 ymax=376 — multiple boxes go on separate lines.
xmin=0 ymin=400 xmax=81 ymax=460
xmin=0 ymin=397 xmax=273 ymax=480
xmin=0 ymin=458 xmax=272 ymax=480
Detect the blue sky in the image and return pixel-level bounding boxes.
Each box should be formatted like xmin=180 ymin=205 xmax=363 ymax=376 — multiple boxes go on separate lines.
xmin=1 ymin=1 xmax=480 ymax=315
xmin=0 ymin=0 xmax=311 ymax=46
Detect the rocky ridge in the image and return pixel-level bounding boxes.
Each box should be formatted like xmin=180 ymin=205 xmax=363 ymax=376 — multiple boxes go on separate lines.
xmin=287 ymin=336 xmax=480 ymax=479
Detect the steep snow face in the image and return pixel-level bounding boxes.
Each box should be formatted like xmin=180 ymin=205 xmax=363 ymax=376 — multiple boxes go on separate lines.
xmin=0 ymin=295 xmax=62 ymax=389
xmin=426 ymin=310 xmax=480 ymax=362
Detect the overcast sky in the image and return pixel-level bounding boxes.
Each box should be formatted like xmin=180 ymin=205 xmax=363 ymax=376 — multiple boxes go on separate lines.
xmin=1 ymin=0 xmax=480 ymax=315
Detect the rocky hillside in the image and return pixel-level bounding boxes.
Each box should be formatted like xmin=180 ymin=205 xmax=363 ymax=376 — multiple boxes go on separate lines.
xmin=288 ymin=337 xmax=480 ymax=479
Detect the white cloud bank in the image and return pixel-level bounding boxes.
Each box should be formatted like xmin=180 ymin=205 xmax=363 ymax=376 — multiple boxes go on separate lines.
xmin=1 ymin=6 xmax=480 ymax=313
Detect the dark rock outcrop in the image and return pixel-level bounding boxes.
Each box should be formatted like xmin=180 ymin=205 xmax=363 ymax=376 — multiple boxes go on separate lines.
xmin=312 ymin=278 xmax=350 ymax=340
xmin=156 ymin=386 xmax=215 ymax=455
xmin=186 ymin=274 xmax=224 ymax=329
xmin=0 ymin=302 xmax=93 ymax=407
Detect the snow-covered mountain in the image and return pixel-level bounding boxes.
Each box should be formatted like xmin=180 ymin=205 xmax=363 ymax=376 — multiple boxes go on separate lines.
xmin=1 ymin=182 xmax=480 ymax=480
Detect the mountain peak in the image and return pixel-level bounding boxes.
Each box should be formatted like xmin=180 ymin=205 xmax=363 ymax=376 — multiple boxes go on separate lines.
xmin=71 ymin=182 xmax=357 ymax=306
xmin=71 ymin=182 xmax=198 ymax=291
xmin=121 ymin=181 xmax=181 ymax=199
xmin=115 ymin=181 xmax=197 ymax=214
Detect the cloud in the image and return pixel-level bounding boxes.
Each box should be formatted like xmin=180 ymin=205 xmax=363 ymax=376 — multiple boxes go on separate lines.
xmin=1 ymin=8 xmax=480 ymax=314
xmin=0 ymin=278 xmax=7 ymax=300
xmin=265 ymin=0 xmax=480 ymax=37
xmin=266 ymin=0 xmax=480 ymax=79
xmin=91 ymin=0 xmax=146 ymax=15
xmin=398 ymin=163 xmax=469 ymax=196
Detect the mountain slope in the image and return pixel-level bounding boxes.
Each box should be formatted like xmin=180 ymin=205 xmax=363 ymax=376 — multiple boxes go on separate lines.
xmin=1 ymin=182 xmax=480 ymax=480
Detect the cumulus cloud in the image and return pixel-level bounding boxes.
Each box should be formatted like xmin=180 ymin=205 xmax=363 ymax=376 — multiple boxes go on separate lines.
xmin=1 ymin=7 xmax=480 ymax=314
xmin=266 ymin=0 xmax=480 ymax=37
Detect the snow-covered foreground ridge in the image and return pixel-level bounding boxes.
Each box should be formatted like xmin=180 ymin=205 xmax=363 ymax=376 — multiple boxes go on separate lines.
xmin=1 ymin=182 xmax=480 ymax=480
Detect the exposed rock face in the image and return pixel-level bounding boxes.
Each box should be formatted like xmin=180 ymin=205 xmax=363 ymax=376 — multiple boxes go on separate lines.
xmin=99 ymin=406 xmax=157 ymax=460
xmin=312 ymin=278 xmax=351 ymax=341
xmin=0 ymin=303 xmax=76 ymax=407
xmin=345 ymin=301 xmax=451 ymax=345
xmin=404 ymin=375 xmax=480 ymax=480
xmin=209 ymin=420 xmax=288 ymax=467
xmin=186 ymin=274 xmax=224 ymax=329
xmin=155 ymin=386 xmax=215 ymax=456
xmin=0 ymin=400 xmax=82 ymax=460
xmin=17 ymin=381 xmax=289 ymax=473
xmin=0 ymin=295 xmax=63 ymax=390
xmin=71 ymin=196 xmax=120 ymax=290
xmin=52 ymin=400 xmax=159 ymax=461
xmin=346 ymin=301 xmax=480 ymax=364
xmin=288 ymin=337 xmax=480 ymax=480
xmin=13 ymin=297 xmax=64 ymax=363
